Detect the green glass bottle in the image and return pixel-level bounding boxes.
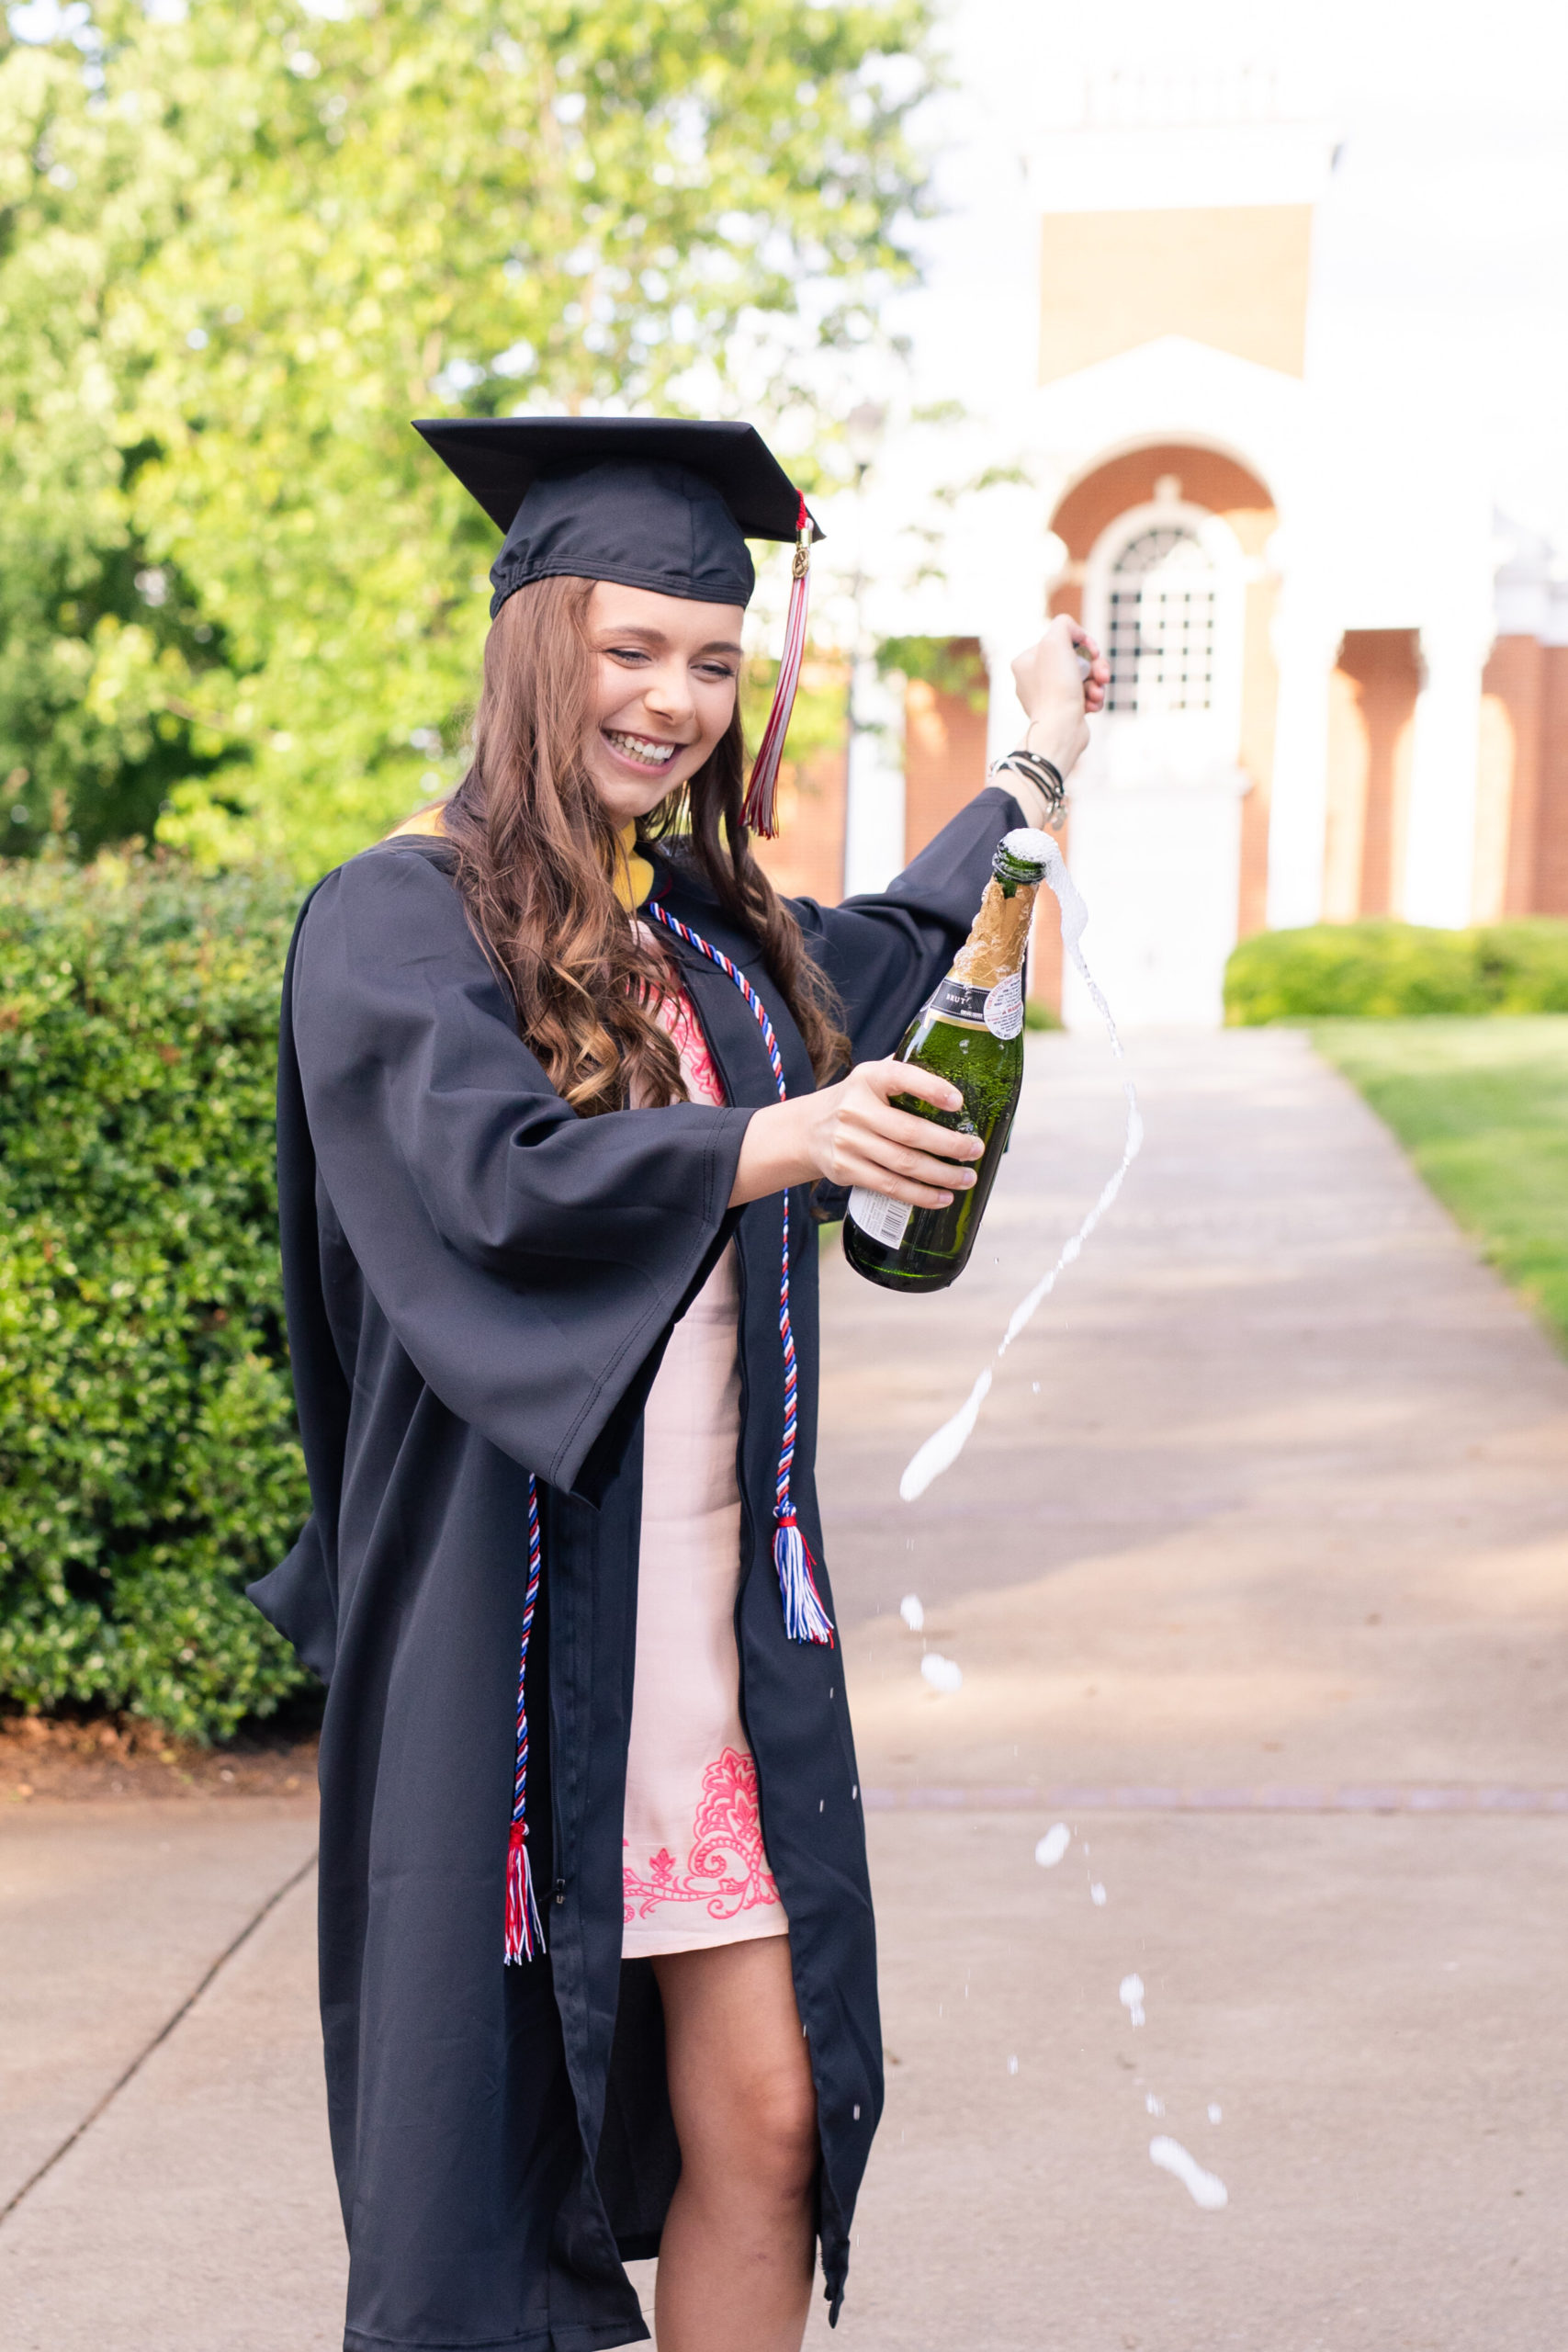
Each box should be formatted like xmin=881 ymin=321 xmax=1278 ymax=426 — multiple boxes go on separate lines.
xmin=843 ymin=829 xmax=1054 ymax=1294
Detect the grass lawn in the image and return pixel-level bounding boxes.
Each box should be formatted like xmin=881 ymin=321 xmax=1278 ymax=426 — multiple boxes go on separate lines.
xmin=1312 ymin=1015 xmax=1568 ymax=1352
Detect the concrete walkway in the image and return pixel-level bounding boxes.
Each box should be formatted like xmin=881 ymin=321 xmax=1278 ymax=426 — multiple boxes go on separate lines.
xmin=807 ymin=1028 xmax=1568 ymax=2350
xmin=4 ymin=1030 xmax=1567 ymax=2348
xmin=0 ymin=1799 xmax=339 ymax=2346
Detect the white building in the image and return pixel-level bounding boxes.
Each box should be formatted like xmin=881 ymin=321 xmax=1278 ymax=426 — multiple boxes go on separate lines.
xmin=783 ymin=40 xmax=1568 ymax=1028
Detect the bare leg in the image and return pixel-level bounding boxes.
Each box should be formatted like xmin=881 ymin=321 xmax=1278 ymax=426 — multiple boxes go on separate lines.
xmin=650 ymin=1937 xmax=818 ymax=2352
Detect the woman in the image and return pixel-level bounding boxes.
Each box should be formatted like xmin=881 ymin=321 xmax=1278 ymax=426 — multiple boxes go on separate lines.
xmin=251 ymin=418 xmax=1105 ymax=2352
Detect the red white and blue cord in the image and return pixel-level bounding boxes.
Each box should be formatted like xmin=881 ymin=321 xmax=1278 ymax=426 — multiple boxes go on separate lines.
xmin=503 ymin=906 xmax=834 ymax=1961
xmin=503 ymin=1476 xmax=546 ymax=1964
xmin=645 ymin=899 xmax=835 ymax=1650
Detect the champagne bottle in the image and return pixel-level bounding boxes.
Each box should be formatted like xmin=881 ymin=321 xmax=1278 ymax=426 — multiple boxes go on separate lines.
xmin=842 ymin=829 xmax=1054 ymax=1294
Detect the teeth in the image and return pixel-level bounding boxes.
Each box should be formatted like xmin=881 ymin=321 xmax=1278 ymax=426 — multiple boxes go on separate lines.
xmin=606 ymin=729 xmax=678 ymax=767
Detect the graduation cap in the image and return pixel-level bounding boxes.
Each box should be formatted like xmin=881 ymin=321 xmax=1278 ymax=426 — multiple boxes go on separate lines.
xmin=414 ymin=416 xmax=821 ymax=838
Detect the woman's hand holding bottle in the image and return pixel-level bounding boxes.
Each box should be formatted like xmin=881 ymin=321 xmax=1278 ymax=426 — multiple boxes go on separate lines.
xmin=730 ymin=1061 xmax=980 ymax=1210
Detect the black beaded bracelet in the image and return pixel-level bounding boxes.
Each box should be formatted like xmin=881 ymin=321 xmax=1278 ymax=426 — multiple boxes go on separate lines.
xmin=988 ymin=747 xmax=1066 ymax=824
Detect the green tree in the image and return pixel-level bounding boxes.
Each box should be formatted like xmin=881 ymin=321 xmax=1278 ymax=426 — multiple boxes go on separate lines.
xmin=0 ymin=0 xmax=934 ymax=874
xmin=0 ymin=13 xmax=211 ymax=861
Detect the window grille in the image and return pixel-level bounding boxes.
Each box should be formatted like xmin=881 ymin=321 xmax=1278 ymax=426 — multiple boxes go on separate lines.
xmin=1105 ymin=526 xmax=1218 ymax=716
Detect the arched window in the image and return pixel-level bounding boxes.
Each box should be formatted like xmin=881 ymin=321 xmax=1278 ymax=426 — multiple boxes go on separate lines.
xmin=1105 ymin=526 xmax=1218 ymax=717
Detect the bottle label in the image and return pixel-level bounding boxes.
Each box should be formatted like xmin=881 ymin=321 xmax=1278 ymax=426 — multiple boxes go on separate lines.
xmin=848 ymin=1185 xmax=912 ymax=1250
xmin=984 ymin=972 xmax=1024 ymax=1040
xmin=928 ymin=978 xmax=990 ymax=1029
xmin=928 ymin=972 xmax=1025 ymax=1038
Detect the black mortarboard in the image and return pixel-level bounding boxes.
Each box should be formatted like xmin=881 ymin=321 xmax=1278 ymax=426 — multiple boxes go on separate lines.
xmin=412 ymin=415 xmax=819 ymax=615
xmin=413 ymin=415 xmax=821 ymax=836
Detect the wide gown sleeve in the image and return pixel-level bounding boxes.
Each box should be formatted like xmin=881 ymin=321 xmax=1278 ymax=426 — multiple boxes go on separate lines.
xmin=290 ymin=844 xmax=754 ymax=1498
xmin=786 ymin=782 xmax=1029 ymax=1062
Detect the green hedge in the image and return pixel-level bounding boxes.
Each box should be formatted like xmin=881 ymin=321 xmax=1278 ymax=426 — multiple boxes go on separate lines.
xmin=1225 ymin=919 xmax=1568 ymax=1024
xmin=0 ymin=857 xmax=310 ymax=1740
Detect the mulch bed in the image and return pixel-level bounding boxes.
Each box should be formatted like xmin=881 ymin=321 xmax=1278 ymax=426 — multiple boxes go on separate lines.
xmin=1 ymin=1705 xmax=321 ymax=1804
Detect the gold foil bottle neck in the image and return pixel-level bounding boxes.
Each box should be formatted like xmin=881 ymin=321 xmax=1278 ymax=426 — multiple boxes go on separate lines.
xmin=949 ymin=876 xmax=1038 ymax=990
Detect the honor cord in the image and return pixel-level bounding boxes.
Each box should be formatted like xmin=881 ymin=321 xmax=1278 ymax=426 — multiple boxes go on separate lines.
xmin=503 ymin=1476 xmax=547 ymax=1963
xmin=646 ymin=899 xmax=835 ymax=1645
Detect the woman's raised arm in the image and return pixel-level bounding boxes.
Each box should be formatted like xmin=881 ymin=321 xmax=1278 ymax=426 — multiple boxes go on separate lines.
xmin=782 ymin=617 xmax=1105 ymax=1064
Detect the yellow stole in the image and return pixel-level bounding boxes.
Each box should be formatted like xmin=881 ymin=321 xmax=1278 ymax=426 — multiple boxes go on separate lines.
xmin=384 ymin=805 xmax=654 ymax=913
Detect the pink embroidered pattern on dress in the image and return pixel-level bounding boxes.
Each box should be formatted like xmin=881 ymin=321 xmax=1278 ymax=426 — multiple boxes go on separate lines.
xmin=660 ymin=990 xmax=726 ymax=1109
xmin=623 ymin=1747 xmax=781 ymax=1924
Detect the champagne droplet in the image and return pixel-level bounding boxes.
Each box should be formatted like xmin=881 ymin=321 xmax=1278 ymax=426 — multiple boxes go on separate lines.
xmin=1149 ymin=2136 xmax=1228 ymax=2211
xmin=897 ymin=837 xmax=1141 ymax=1498
xmin=899 ymin=1369 xmax=992 ymax=1500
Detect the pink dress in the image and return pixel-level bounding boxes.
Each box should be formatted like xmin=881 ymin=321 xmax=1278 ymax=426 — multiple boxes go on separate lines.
xmin=621 ymin=988 xmax=789 ymax=1958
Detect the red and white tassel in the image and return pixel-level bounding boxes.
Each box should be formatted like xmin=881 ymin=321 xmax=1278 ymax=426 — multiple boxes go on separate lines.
xmin=773 ymin=1513 xmax=835 ymax=1646
xmin=741 ymin=492 xmax=814 ymax=840
xmin=504 ymin=1474 xmax=547 ymax=1964
xmin=504 ymin=1817 xmax=545 ymax=1964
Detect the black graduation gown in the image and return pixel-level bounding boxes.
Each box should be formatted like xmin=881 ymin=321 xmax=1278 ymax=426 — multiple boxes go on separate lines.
xmin=248 ymin=783 xmax=1028 ymax=2352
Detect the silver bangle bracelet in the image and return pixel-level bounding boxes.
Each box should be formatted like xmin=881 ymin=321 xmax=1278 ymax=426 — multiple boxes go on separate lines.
xmin=988 ymin=748 xmax=1066 ymax=827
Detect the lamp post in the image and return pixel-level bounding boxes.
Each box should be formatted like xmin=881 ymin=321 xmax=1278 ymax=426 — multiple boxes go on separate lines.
xmin=845 ymin=400 xmax=886 ymax=483
xmin=841 ymin=402 xmax=902 ymax=898
xmin=843 ymin=402 xmax=886 ymax=752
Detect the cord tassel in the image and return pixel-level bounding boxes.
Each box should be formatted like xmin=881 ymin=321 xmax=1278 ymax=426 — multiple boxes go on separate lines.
xmin=741 ymin=492 xmax=813 ymax=840
xmin=773 ymin=1514 xmax=835 ymax=1645
xmin=504 ymin=1818 xmax=545 ymax=1964
xmin=504 ymin=1475 xmax=547 ymax=1963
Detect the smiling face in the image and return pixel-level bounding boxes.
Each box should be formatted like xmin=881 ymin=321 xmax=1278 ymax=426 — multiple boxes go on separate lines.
xmin=582 ymin=580 xmax=747 ymax=827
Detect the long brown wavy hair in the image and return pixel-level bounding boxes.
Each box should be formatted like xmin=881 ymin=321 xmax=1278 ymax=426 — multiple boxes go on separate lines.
xmin=440 ymin=576 xmax=846 ymax=1115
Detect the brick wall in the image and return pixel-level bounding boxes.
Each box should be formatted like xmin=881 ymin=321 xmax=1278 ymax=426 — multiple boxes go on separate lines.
xmin=902 ymin=645 xmax=989 ymax=860
xmin=1323 ymin=630 xmax=1421 ymax=920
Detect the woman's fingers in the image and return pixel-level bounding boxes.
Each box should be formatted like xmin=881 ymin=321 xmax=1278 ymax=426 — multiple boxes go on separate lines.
xmin=1071 ymin=628 xmax=1109 ymax=709
xmin=845 ymin=1064 xmax=978 ymax=1159
xmin=1012 ymin=613 xmax=1086 ymax=705
xmin=838 ymin=1134 xmax=970 ymax=1205
xmin=826 ymin=1062 xmax=985 ymax=1203
xmin=846 ymin=1168 xmax=963 ymax=1209
xmin=847 ymin=1098 xmax=981 ymax=1166
xmin=848 ymin=1145 xmax=976 ymax=1198
xmin=857 ymin=1057 xmax=961 ymax=1115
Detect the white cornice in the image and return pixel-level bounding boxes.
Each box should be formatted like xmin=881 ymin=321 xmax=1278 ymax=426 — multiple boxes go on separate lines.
xmin=1026 ymin=120 xmax=1340 ymax=216
xmin=1021 ymin=335 xmax=1308 ymax=519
